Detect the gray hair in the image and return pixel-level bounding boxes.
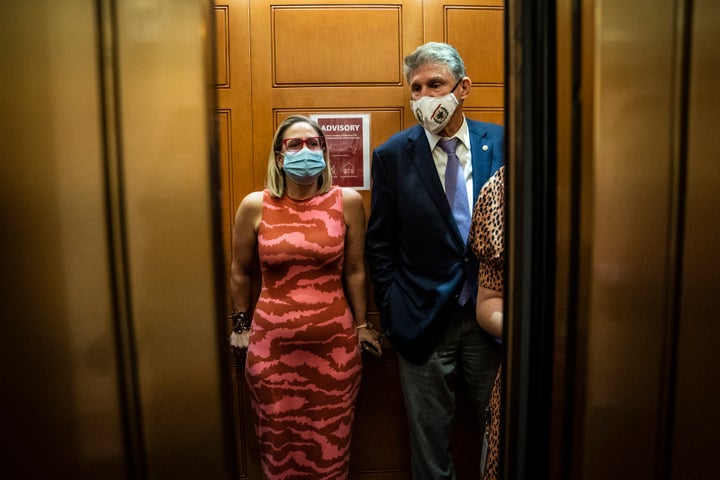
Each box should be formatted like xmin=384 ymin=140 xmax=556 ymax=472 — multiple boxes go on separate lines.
xmin=403 ymin=42 xmax=466 ymax=83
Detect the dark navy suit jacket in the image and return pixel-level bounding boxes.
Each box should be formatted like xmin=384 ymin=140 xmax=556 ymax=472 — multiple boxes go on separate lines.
xmin=365 ymin=120 xmax=504 ymax=364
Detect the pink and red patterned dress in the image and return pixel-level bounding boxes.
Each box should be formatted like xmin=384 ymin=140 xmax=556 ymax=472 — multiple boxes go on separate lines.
xmin=245 ymin=186 xmax=362 ymax=479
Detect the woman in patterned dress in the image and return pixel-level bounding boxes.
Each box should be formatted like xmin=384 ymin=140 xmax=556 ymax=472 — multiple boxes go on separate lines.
xmin=229 ymin=115 xmax=381 ymax=479
xmin=469 ymin=165 xmax=505 ymax=480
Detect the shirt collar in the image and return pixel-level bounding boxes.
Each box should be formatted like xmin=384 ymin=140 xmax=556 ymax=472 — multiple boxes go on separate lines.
xmin=425 ymin=116 xmax=470 ymax=151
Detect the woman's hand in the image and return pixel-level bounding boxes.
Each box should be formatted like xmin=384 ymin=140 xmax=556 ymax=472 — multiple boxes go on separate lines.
xmin=357 ymin=322 xmax=383 ymax=358
xmin=229 ymin=330 xmax=250 ymax=353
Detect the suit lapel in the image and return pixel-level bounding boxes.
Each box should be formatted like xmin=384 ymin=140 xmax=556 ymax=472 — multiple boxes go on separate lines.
xmin=406 ymin=127 xmax=463 ymax=243
xmin=468 ymin=121 xmax=491 ymax=200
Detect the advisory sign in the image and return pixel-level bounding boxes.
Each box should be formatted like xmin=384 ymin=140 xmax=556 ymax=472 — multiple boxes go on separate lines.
xmin=311 ymin=114 xmax=370 ymax=189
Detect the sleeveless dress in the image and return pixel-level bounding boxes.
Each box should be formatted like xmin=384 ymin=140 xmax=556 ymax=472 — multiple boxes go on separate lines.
xmin=245 ymin=186 xmax=362 ymax=480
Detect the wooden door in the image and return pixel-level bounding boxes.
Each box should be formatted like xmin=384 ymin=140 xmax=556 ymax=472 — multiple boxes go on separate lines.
xmin=214 ymin=1 xmax=504 ymax=478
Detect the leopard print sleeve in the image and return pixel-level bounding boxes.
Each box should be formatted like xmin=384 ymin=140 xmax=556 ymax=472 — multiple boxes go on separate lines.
xmin=469 ymin=166 xmax=505 ymax=292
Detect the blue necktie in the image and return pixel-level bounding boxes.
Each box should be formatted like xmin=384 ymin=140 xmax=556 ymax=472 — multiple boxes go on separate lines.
xmin=439 ymin=137 xmax=472 ymax=305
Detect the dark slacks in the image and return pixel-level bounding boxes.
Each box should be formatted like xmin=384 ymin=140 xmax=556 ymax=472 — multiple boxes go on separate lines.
xmin=397 ymin=301 xmax=501 ymax=480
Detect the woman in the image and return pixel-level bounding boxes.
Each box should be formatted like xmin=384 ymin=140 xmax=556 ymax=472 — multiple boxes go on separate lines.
xmin=469 ymin=165 xmax=505 ymax=480
xmin=229 ymin=115 xmax=380 ymax=479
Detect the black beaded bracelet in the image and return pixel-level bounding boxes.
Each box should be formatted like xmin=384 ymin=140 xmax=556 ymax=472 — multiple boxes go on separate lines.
xmin=230 ymin=311 xmax=251 ymax=333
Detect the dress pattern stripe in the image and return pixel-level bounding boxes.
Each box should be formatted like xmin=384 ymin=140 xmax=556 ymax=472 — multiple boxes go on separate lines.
xmin=245 ymin=186 xmax=362 ymax=479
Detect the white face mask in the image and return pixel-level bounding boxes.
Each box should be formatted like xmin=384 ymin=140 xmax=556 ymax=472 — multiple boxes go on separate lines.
xmin=410 ymin=78 xmax=462 ymax=134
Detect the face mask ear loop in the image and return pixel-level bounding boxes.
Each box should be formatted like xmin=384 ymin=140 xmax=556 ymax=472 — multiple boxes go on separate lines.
xmin=450 ymin=77 xmax=463 ymax=94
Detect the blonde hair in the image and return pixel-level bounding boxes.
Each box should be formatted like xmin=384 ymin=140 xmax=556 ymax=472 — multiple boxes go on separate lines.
xmin=265 ymin=115 xmax=333 ymax=197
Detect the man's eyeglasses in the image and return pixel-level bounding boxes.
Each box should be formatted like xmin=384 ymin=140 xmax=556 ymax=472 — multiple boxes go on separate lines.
xmin=282 ymin=137 xmax=325 ymax=153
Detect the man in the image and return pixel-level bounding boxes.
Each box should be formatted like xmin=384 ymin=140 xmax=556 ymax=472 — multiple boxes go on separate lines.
xmin=366 ymin=42 xmax=504 ymax=479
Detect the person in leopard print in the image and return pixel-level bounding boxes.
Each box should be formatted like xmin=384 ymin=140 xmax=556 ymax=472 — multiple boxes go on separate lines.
xmin=469 ymin=165 xmax=505 ymax=480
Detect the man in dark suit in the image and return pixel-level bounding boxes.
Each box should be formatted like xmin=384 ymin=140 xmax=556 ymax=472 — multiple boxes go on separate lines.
xmin=366 ymin=42 xmax=503 ymax=479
